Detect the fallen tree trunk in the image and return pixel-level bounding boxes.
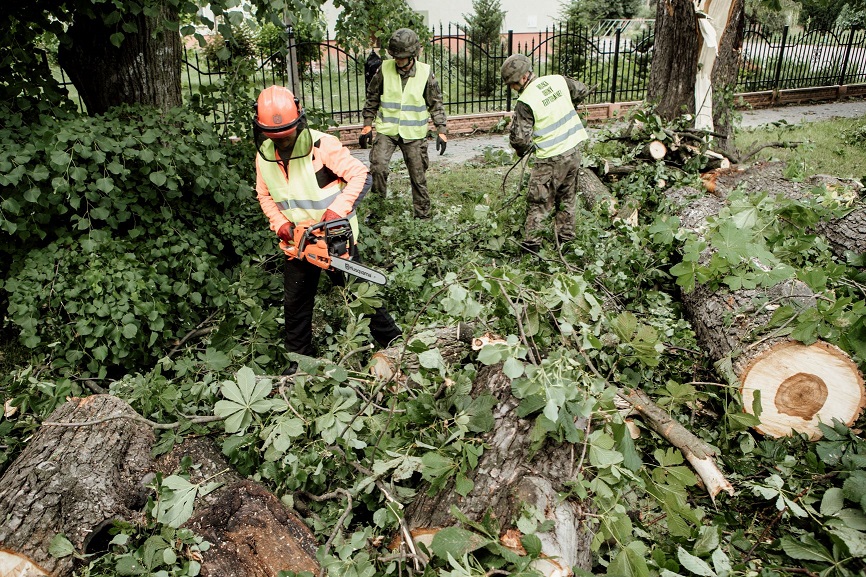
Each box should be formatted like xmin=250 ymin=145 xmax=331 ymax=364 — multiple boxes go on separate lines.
xmin=0 ymin=396 xmax=321 ymax=577
xmin=0 ymin=395 xmax=155 ymax=577
xmin=701 ymin=161 xmax=865 ymax=260
xmin=669 ymin=186 xmax=866 ymax=439
xmin=401 ymin=363 xmax=594 ymax=575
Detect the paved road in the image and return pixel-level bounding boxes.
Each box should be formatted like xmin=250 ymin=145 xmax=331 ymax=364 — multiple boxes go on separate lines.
xmin=351 ymin=99 xmax=866 ymax=167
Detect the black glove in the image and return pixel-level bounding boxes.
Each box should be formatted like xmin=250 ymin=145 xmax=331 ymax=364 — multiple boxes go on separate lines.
xmin=359 ymin=131 xmax=371 ymax=149
xmin=436 ymin=135 xmax=447 ymax=155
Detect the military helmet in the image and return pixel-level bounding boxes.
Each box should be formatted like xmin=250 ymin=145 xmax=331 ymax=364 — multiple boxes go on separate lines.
xmin=388 ymin=28 xmax=420 ymax=58
xmin=500 ymin=54 xmax=532 ymax=85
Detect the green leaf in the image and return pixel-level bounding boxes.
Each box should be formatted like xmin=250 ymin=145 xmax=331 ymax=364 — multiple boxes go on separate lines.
xmin=122 ymin=323 xmax=137 ymax=339
xmin=829 ymin=526 xmax=866 ymax=556
xmin=49 ymin=534 xmax=76 ymax=558
xmin=607 ymin=541 xmax=649 ymax=577
xmin=821 ymin=487 xmax=845 ymax=516
xmin=521 ymin=533 xmax=542 ymax=557
xmin=676 ymin=546 xmax=715 ymax=576
xmin=430 ymin=527 xmax=490 ymax=560
xmin=502 ymin=356 xmax=524 ymax=378
xmin=155 ymin=475 xmax=198 ymax=528
xmin=780 ymin=535 xmax=834 ymax=562
xmin=149 ymin=171 xmax=167 ymax=186
xmin=110 ymin=32 xmax=125 ymax=47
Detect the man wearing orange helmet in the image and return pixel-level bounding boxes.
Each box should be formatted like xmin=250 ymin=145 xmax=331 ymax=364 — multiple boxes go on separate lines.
xmin=359 ymin=28 xmax=447 ymax=220
xmin=253 ymin=85 xmax=402 ymax=367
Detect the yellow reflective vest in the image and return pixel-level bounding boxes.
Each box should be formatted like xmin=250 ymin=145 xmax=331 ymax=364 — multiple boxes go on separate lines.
xmin=258 ymin=130 xmax=360 ymax=241
xmin=375 ymin=60 xmax=431 ymax=140
xmin=517 ymin=75 xmax=588 ymax=159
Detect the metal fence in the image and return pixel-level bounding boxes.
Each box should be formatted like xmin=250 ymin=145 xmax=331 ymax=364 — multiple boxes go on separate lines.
xmin=737 ymin=25 xmax=866 ymax=92
xmin=181 ymin=22 xmax=866 ymax=133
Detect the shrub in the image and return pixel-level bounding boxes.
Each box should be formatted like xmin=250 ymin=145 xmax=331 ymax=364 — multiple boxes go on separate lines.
xmin=4 ymin=227 xmax=231 ymax=376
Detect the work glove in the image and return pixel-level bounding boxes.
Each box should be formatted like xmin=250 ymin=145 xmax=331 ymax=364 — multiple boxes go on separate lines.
xmin=436 ymin=134 xmax=447 ymax=155
xmin=322 ymin=209 xmax=341 ymax=222
xmin=359 ymin=126 xmax=372 ymax=149
xmin=277 ymin=221 xmax=294 ymax=243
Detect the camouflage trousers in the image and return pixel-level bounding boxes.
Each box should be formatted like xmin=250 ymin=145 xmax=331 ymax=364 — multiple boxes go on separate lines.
xmin=524 ymin=147 xmax=581 ymax=246
xmin=369 ymin=134 xmax=431 ymax=218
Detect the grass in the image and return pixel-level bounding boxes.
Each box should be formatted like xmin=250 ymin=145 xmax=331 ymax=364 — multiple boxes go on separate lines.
xmin=734 ymin=112 xmax=866 ymax=180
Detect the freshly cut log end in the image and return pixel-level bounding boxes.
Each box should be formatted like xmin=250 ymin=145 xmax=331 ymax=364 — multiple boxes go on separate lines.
xmin=740 ymin=341 xmax=866 ymax=440
xmin=0 ymin=552 xmax=48 ymax=577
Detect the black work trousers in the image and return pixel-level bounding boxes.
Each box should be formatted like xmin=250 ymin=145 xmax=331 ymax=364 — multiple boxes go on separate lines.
xmin=283 ymin=246 xmax=402 ymax=356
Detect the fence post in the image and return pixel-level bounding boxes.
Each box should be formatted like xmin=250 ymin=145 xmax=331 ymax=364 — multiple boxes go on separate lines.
xmin=610 ymin=28 xmax=622 ymax=104
xmin=838 ymin=27 xmax=856 ymax=87
xmin=506 ymin=30 xmax=514 ymax=112
xmin=772 ymin=25 xmax=789 ymax=101
xmin=285 ymin=23 xmax=300 ymax=95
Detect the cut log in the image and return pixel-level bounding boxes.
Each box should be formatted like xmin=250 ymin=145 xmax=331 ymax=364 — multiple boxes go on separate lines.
xmin=641 ymin=139 xmax=668 ymax=161
xmin=0 ymin=395 xmax=156 ymax=577
xmin=669 ymin=185 xmax=866 ymax=439
xmin=187 ymin=481 xmax=320 ymax=577
xmin=739 ymin=341 xmax=865 ymax=439
xmin=154 ymin=437 xmax=321 ymax=577
xmin=400 ymin=364 xmax=594 ymax=575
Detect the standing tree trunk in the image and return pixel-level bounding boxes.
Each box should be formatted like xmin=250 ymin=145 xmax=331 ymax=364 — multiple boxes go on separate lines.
xmin=647 ymin=0 xmax=701 ymax=119
xmin=58 ymin=0 xmax=183 ymax=114
xmin=709 ymin=0 xmax=747 ymax=157
xmin=647 ymin=0 xmax=745 ymax=156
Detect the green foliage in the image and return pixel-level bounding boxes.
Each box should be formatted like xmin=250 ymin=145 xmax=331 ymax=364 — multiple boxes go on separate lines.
xmin=77 ymin=521 xmax=210 ymax=577
xmin=3 ymin=105 xmax=866 ymax=577
xmin=331 ymin=0 xmax=430 ymax=53
xmin=460 ymin=0 xmax=506 ymax=96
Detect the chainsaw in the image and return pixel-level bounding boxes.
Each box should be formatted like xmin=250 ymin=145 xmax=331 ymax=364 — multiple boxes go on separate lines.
xmin=282 ymin=218 xmax=388 ymax=286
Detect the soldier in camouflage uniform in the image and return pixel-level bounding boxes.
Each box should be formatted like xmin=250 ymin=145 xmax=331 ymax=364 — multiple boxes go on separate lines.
xmin=501 ymin=54 xmax=590 ymax=250
xmin=359 ymin=28 xmax=448 ymax=219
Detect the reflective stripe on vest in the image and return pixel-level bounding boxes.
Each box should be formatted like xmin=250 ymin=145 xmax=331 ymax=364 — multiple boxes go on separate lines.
xmin=259 ymin=129 xmax=360 ymax=241
xmin=517 ymin=75 xmax=588 ymax=159
xmin=375 ymin=60 xmax=430 ymax=140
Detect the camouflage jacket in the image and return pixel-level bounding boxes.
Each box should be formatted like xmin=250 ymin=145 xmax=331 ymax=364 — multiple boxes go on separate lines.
xmin=362 ymin=60 xmax=448 ymax=135
xmin=509 ymin=75 xmax=590 ymax=158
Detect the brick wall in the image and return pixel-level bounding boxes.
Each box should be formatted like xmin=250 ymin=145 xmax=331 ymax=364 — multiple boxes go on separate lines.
xmin=328 ymin=84 xmax=866 ymax=147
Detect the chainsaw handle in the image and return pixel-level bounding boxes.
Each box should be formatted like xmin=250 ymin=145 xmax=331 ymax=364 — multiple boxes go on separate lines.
xmin=296 ymin=218 xmax=352 ymax=258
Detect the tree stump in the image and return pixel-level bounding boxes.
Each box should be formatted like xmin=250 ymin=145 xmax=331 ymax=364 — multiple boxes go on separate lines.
xmin=401 ymin=364 xmax=594 ymax=575
xmin=0 ymin=395 xmax=155 ymax=577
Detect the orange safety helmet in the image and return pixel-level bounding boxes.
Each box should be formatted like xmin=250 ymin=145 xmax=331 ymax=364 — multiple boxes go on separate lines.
xmin=254 ymin=86 xmax=306 ymax=139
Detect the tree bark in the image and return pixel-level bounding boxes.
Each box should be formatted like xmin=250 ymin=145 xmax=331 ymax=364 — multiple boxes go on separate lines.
xmin=401 ymin=364 xmax=594 ymax=574
xmin=669 ymin=186 xmax=866 ymax=439
xmin=647 ymin=0 xmax=701 ymax=119
xmin=0 ymin=399 xmax=321 ymax=577
xmin=647 ymin=0 xmax=744 ymax=150
xmin=0 ymin=395 xmax=155 ymax=576
xmin=702 ymin=161 xmax=866 ymax=259
xmin=58 ymin=0 xmax=183 ymax=114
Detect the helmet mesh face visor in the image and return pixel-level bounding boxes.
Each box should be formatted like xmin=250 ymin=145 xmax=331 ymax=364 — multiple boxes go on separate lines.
xmin=254 ymin=118 xmax=313 ymax=163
